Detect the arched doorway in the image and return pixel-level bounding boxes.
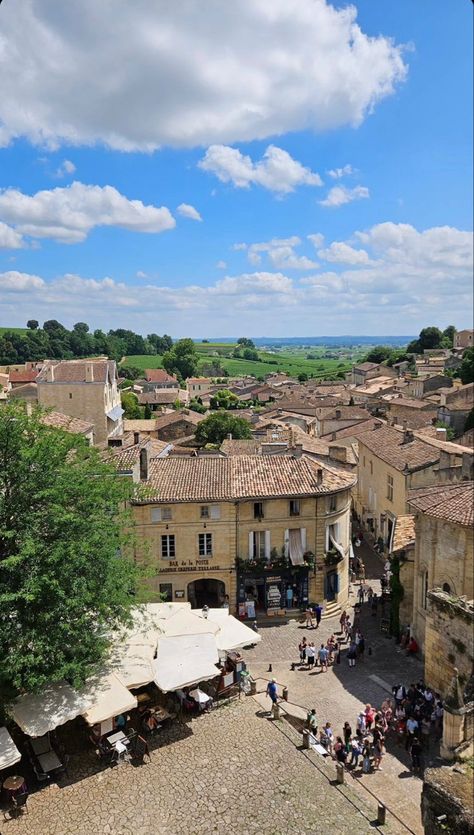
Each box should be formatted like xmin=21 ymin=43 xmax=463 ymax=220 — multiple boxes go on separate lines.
xmin=187 ymin=579 xmax=226 ymax=609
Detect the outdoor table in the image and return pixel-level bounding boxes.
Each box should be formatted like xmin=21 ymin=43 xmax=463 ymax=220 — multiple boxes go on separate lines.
xmin=151 ymin=707 xmax=171 ymax=722
xmin=106 ymin=731 xmax=129 ymax=747
xmin=30 ymin=734 xmax=51 ymax=756
xmin=3 ymin=775 xmax=26 ymax=795
xmin=37 ymin=750 xmax=62 ymax=773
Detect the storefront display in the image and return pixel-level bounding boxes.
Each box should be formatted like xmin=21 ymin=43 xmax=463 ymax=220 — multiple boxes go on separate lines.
xmin=237 ymin=567 xmax=309 ymax=616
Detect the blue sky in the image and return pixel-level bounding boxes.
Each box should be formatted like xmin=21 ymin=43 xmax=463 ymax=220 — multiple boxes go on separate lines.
xmin=0 ymin=0 xmax=472 ymax=337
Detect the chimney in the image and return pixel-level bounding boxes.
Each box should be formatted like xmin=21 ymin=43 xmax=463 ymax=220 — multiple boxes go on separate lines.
xmin=316 ymin=468 xmax=323 ymax=485
xmin=134 ymin=431 xmax=140 ymax=445
xmin=462 ymin=451 xmax=474 ymax=480
xmin=85 ymin=362 xmax=94 ymax=382
xmin=329 ymin=444 xmax=348 ymax=464
xmin=227 ymin=433 xmax=232 ymax=440
xmin=402 ymin=429 xmax=414 ymax=444
xmin=293 ymin=443 xmax=303 ymax=458
xmin=335 ymin=409 xmax=341 ymax=419
xmin=331 ymin=432 xmax=337 ymax=441
xmin=277 ymin=408 xmax=283 ymax=416
xmin=402 ymin=420 xmax=408 ymax=430
xmin=139 ymin=446 xmax=149 ymax=481
xmin=435 ymin=427 xmax=447 ymax=441
xmin=47 ymin=363 xmax=55 ymax=382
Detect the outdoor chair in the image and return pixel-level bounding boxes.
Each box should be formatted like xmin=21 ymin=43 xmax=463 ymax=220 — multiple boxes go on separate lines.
xmin=130 ymin=734 xmax=151 ymax=764
xmin=3 ymin=792 xmax=29 ymax=820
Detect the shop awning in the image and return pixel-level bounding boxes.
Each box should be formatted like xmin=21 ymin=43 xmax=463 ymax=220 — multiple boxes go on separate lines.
xmin=12 ymin=682 xmax=93 ymax=738
xmin=194 ymin=609 xmax=261 ymax=651
xmin=0 ymin=727 xmax=21 ymax=770
xmin=162 ymin=608 xmax=219 ymax=638
xmin=106 ymin=405 xmax=124 ymax=422
xmin=153 ymin=634 xmax=220 ymax=693
xmin=289 ymin=528 xmax=305 ymax=565
xmin=112 ymin=643 xmax=156 ymax=690
xmin=81 ymin=672 xmax=137 ymax=726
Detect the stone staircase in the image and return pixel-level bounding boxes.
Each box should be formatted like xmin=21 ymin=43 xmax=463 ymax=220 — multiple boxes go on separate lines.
xmin=321 ymin=600 xmax=341 ymax=620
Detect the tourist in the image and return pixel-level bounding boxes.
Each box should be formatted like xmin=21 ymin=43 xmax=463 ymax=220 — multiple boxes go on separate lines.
xmin=305 ymin=607 xmax=314 ymax=628
xmin=314 ymin=603 xmax=323 ymax=628
xmin=365 ymin=704 xmax=375 ymax=731
xmin=318 ymin=643 xmax=329 ymax=671
xmin=357 ymin=633 xmax=365 ymax=660
xmin=266 ymin=678 xmax=278 ymax=706
xmin=349 ymin=737 xmax=363 ymax=768
xmin=357 ymin=586 xmax=365 ymax=604
xmin=339 ymin=610 xmax=347 ymax=634
xmin=373 ymin=736 xmax=385 ymax=770
xmin=371 ymin=593 xmax=378 ymax=617
xmin=367 ymin=586 xmax=374 ymax=603
xmin=362 ymin=739 xmax=372 ymax=773
xmin=327 ymin=635 xmax=336 ymax=663
xmin=306 ymin=641 xmax=315 ymax=669
xmin=409 ymin=736 xmax=423 ymax=772
xmin=307 ymin=709 xmax=318 ymax=736
xmin=334 ymin=736 xmax=348 ymax=764
xmin=286 ymin=586 xmax=293 ymax=609
xmin=299 ymin=637 xmax=307 ymax=664
xmin=321 ymin=722 xmax=334 ymax=753
xmin=347 ymin=640 xmax=357 ymax=667
xmin=405 ymin=715 xmax=419 ymax=750
xmin=406 ymin=636 xmax=419 ymax=656
xmin=393 ymin=683 xmax=407 ymax=706
xmin=357 ymin=711 xmax=367 ymax=736
xmin=343 ymin=721 xmax=352 ymax=751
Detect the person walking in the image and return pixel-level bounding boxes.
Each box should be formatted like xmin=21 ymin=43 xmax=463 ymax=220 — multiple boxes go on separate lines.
xmin=306 ymin=641 xmax=315 ymax=670
xmin=365 ymin=704 xmax=375 ymax=732
xmin=357 ymin=585 xmax=365 ymax=604
xmin=357 ymin=711 xmax=367 ymax=736
xmin=339 ymin=609 xmax=347 ymax=635
xmin=305 ymin=607 xmax=314 ymax=628
xmin=266 ymin=678 xmax=278 ymax=708
xmin=314 ymin=603 xmax=323 ymax=628
xmin=410 ymin=736 xmax=423 ymax=772
xmin=334 ymin=736 xmax=348 ymax=764
xmin=307 ymin=709 xmax=318 ymax=737
xmin=362 ymin=739 xmax=372 ymax=774
xmin=373 ymin=736 xmax=385 ymax=770
xmin=343 ymin=721 xmax=352 ymax=752
xmin=405 ymin=715 xmax=419 ymax=750
xmin=367 ymin=586 xmax=374 ymax=604
xmin=299 ymin=637 xmax=307 ymax=665
xmin=318 ymin=643 xmax=329 ymax=672
xmin=357 ymin=633 xmax=365 ymax=661
xmin=321 ymin=722 xmax=334 ymax=754
xmin=347 ymin=640 xmax=357 ymax=668
xmin=349 ymin=737 xmax=362 ymax=768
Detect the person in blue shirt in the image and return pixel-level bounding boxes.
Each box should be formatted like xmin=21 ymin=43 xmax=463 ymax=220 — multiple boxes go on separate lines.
xmin=266 ymin=678 xmax=278 ymax=704
xmin=314 ymin=603 xmax=323 ymax=627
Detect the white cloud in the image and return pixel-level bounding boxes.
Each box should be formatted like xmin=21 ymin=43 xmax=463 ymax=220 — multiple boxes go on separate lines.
xmin=55 ymin=159 xmax=76 ymax=178
xmin=177 ymin=203 xmax=202 ymax=222
xmin=2 ymin=223 xmax=471 ymax=335
xmin=327 ymin=164 xmax=354 ymax=179
xmin=318 ymin=241 xmax=371 ymax=264
xmin=0 ymin=1 xmax=407 ymax=150
xmin=0 ymin=182 xmax=175 ymax=243
xmin=216 ymin=260 xmax=227 ymax=269
xmin=0 ymin=222 xmax=25 ymax=249
xmin=307 ymin=233 xmax=325 ymax=249
xmin=199 ymin=145 xmax=322 ymax=194
xmin=238 ymin=236 xmax=318 ymax=270
xmin=319 ymin=185 xmax=370 ymax=207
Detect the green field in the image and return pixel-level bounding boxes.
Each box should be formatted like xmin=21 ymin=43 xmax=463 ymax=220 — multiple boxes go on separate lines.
xmin=0 ymin=327 xmax=28 ymax=336
xmin=122 ymin=342 xmax=363 ymax=380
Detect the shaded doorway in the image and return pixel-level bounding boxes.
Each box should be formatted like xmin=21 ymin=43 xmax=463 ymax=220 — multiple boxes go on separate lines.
xmin=187 ymin=578 xmax=226 ymax=608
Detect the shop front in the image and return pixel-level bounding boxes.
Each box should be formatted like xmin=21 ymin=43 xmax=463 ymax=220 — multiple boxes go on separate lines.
xmin=236 ymin=567 xmax=309 ymax=618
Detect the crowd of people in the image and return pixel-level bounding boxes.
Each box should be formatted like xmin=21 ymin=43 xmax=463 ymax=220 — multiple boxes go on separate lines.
xmin=297 ymin=616 xmax=366 ymax=671
xmin=305 ymin=680 xmax=443 ymax=775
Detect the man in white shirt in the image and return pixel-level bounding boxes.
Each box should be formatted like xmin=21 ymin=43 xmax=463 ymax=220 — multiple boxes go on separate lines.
xmin=405 ymin=716 xmax=418 ymax=750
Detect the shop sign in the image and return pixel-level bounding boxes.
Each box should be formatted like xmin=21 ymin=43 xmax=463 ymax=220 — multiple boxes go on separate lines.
xmin=165 ymin=560 xmax=222 ymax=573
xmin=174 ymin=590 xmax=185 ymax=598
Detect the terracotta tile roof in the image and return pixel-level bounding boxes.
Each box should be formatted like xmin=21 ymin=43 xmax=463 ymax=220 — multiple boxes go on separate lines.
xmin=220 ymin=439 xmax=261 ymax=456
xmin=154 ymin=410 xmax=205 ymax=430
xmin=8 ymin=382 xmax=38 ymax=399
xmin=123 ymin=419 xmax=158 ymax=432
xmin=9 ymin=369 xmax=39 ymax=383
xmin=37 ymin=360 xmax=115 ymax=383
xmin=40 ymin=411 xmax=94 ymax=435
xmin=388 ymin=397 xmax=433 ymax=409
xmin=320 ymin=418 xmax=383 ymax=441
xmin=408 ymin=482 xmax=474 ymax=527
xmin=354 ymin=362 xmax=380 ymax=372
xmin=136 ymin=454 xmax=356 ymax=504
xmin=144 ymin=369 xmax=177 ymax=383
xmin=412 ymin=432 xmax=473 ymax=455
xmin=316 ymin=406 xmax=370 ymax=421
xmin=391 ymin=515 xmax=416 ymax=552
xmin=108 ymin=438 xmax=170 ymax=471
xmin=137 ymin=390 xmax=180 ymax=405
xmin=357 ymin=425 xmax=442 ymax=473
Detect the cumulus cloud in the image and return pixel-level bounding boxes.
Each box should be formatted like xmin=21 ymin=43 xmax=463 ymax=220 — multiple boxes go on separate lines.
xmin=0 ymin=222 xmax=25 ymax=249
xmin=55 ymin=159 xmax=76 ymax=178
xmin=0 ymin=182 xmax=175 ymax=243
xmin=319 ymin=185 xmax=370 ymax=207
xmin=199 ymin=145 xmax=322 ymax=194
xmin=177 ymin=203 xmax=202 ymax=221
xmin=2 ymin=223 xmax=471 ymax=335
xmin=327 ymin=164 xmax=354 ymax=179
xmin=237 ymin=236 xmax=318 ymax=270
xmin=307 ymin=233 xmax=325 ymax=249
xmin=318 ymin=242 xmax=371 ymax=264
xmin=0 ymin=1 xmax=407 ymax=150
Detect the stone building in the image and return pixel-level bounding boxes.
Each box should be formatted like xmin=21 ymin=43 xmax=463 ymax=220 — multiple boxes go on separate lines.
xmin=453 ymin=329 xmax=474 ymax=349
xmin=36 ymin=359 xmax=123 ymax=445
xmin=407 ymin=481 xmax=474 ymax=659
xmin=131 ymin=453 xmax=356 ymax=615
xmin=389 ymin=514 xmax=415 ymax=629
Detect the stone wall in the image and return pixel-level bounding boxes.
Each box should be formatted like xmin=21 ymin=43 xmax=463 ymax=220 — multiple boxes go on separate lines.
xmin=422 ymin=765 xmax=474 ymax=835
xmin=424 ymin=591 xmax=474 ymax=698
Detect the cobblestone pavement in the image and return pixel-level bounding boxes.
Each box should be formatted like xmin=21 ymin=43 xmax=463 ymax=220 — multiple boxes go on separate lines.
xmin=4 ymin=697 xmax=402 ymax=835
xmin=243 ymin=538 xmax=426 ymax=835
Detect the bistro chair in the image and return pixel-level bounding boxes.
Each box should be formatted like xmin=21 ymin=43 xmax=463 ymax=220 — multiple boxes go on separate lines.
xmin=3 ymin=792 xmax=29 ymax=820
xmin=130 ymin=734 xmax=151 ymax=764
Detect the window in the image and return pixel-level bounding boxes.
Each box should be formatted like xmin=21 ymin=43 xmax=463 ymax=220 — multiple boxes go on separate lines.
xmin=421 ymin=570 xmax=428 ymax=609
xmin=151 ymin=507 xmax=172 ymax=522
xmin=162 ymin=507 xmax=172 ymax=521
xmin=200 ymin=506 xmax=210 ymax=519
xmin=159 ymin=583 xmax=172 ymax=602
xmin=252 ymin=531 xmax=267 ymax=559
xmin=289 ymin=499 xmax=300 ymax=517
xmin=370 ymin=461 xmax=373 ymax=475
xmin=161 ymin=535 xmax=175 ymax=559
xmin=69 ymin=392 xmax=73 ymax=399
xmin=254 ymin=501 xmax=264 ymax=519
xmin=363 ymin=456 xmax=366 ymax=468
xmin=198 ymin=533 xmax=212 ymax=557
xmin=442 ymin=582 xmax=451 ymax=594
xmin=387 ymin=474 xmax=394 ymax=502
xmin=200 ymin=505 xmax=220 ymax=520
xmin=329 ymin=494 xmax=337 ymax=512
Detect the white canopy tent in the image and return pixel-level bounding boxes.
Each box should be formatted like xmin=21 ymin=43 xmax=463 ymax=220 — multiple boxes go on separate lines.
xmin=162 ymin=608 xmax=219 ymax=638
xmin=81 ymin=672 xmax=137 ymax=726
xmin=12 ymin=682 xmax=94 ymax=738
xmin=0 ymin=727 xmax=21 ymax=770
xmin=153 ymin=634 xmax=220 ymax=693
xmin=112 ymin=643 xmax=156 ymax=690
xmin=194 ymin=609 xmax=261 ymax=652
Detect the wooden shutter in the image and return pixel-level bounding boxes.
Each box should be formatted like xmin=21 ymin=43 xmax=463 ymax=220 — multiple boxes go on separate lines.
xmin=301 ymin=528 xmax=307 ymax=552
xmin=264 ymin=530 xmax=271 ymax=559
xmin=248 ymin=531 xmax=254 ymax=559
xmin=284 ymin=529 xmax=289 ymax=558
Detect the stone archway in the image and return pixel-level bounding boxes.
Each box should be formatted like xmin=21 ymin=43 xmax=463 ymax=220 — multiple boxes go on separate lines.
xmin=187 ymin=578 xmax=226 ymax=609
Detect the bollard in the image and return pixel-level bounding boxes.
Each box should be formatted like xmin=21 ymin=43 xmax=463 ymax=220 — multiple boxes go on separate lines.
xmin=268 ymin=663 xmax=273 ymax=673
xmin=272 ymin=702 xmax=281 ymax=720
xmin=336 ymin=763 xmax=345 ymax=784
xmin=282 ymin=686 xmax=289 ymax=701
xmin=250 ymin=678 xmax=257 ymax=695
xmin=377 ymin=803 xmax=386 ymax=825
xmin=302 ymin=730 xmax=310 ymax=749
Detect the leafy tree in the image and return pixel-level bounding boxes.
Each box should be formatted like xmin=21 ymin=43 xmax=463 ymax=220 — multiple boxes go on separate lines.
xmin=242 ymin=347 xmax=259 ymax=361
xmin=147 ymin=333 xmax=173 ymax=354
xmin=27 ymin=320 xmax=39 ymax=330
xmin=195 ymin=413 xmax=252 ymax=445
xmin=73 ymin=322 xmax=90 ymax=334
xmin=364 ymin=345 xmax=393 ymax=364
xmin=144 ymin=404 xmax=153 ymax=419
xmin=210 ymin=389 xmax=239 ymax=410
xmin=237 ymin=337 xmax=255 ymax=349
xmin=189 ymin=399 xmax=207 ymax=414
xmin=464 ymin=408 xmax=474 ymax=433
xmin=121 ymin=391 xmax=143 ymax=419
xmin=442 ymin=325 xmax=456 ymax=347
xmin=0 ymin=404 xmax=140 ymax=696
xmin=459 ymin=347 xmax=474 ymax=385
xmin=434 ymin=420 xmax=456 ymax=441
xmin=119 ymin=365 xmax=143 ymax=380
xmin=298 ymin=373 xmax=308 ymax=382
xmin=162 ymin=338 xmax=198 ymax=380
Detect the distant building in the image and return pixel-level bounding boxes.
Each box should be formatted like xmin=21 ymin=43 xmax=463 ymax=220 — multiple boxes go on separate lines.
xmin=37 ymin=359 xmax=123 ymax=445
xmin=453 ymin=329 xmax=474 ymax=349
xmin=143 ymin=369 xmax=179 ymax=390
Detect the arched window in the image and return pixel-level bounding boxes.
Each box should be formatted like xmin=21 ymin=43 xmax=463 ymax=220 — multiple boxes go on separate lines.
xmin=442 ymin=582 xmax=451 ymax=594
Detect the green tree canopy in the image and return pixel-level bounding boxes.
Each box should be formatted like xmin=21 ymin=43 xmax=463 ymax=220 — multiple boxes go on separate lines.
xmin=237 ymin=337 xmax=255 ymax=349
xmin=0 ymin=404 xmax=140 ymax=697
xmin=121 ymin=391 xmax=143 ymax=419
xmin=195 ymin=412 xmax=253 ymax=445
xmin=459 ymin=347 xmax=474 ymax=385
xmin=298 ymin=373 xmax=308 ymax=382
xmin=162 ymin=338 xmax=199 ymax=380
xmin=210 ymin=389 xmax=239 ymax=410
xmin=364 ymin=345 xmax=393 ymax=364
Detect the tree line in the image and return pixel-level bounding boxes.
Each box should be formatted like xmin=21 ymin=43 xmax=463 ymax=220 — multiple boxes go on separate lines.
xmin=0 ymin=320 xmax=173 ymax=365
